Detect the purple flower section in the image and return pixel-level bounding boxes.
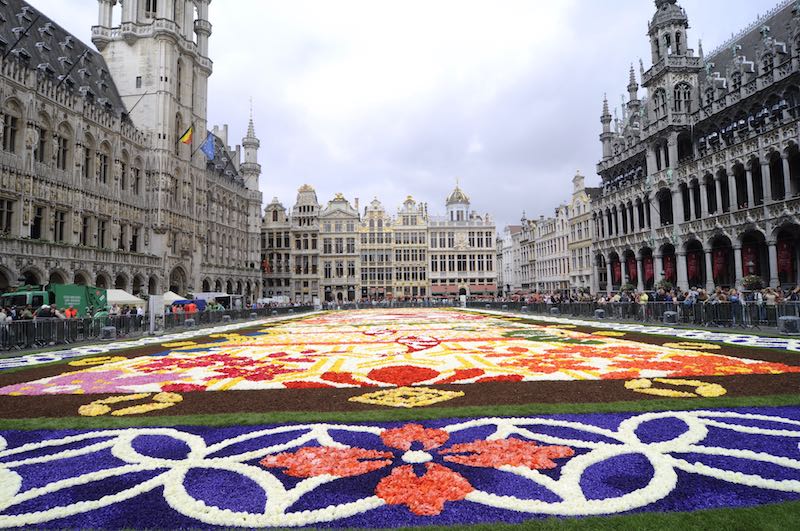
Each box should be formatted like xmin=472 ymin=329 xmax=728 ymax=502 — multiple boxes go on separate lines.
xmin=0 ymin=406 xmax=797 ymax=529
xmin=580 ymin=453 xmax=654 ymax=500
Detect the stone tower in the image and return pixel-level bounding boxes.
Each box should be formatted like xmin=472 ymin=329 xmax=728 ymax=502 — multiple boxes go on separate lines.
xmin=91 ymin=0 xmax=214 ymax=293
xmin=642 ymin=0 xmax=702 ymax=171
xmin=91 ymin=0 xmax=212 ymax=146
xmin=240 ymin=113 xmax=261 ymax=191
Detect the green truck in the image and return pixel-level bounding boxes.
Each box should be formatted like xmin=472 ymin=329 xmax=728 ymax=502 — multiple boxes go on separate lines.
xmin=0 ymin=284 xmax=108 ymax=317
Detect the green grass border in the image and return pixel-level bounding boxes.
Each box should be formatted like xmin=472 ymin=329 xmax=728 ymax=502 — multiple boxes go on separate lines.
xmin=397 ymin=500 xmax=800 ymax=531
xmin=2 ymin=393 xmax=798 ymax=431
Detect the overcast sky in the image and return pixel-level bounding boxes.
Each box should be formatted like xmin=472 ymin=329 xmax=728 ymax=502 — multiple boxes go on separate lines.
xmin=28 ymin=0 xmax=779 ymax=228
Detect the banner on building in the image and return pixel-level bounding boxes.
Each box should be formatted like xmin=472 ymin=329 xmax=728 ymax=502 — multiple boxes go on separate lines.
xmin=712 ymin=249 xmax=726 ymax=280
xmin=663 ymin=254 xmax=675 ymax=282
xmin=612 ymin=261 xmax=621 ymax=284
xmin=777 ymin=241 xmax=793 ymax=275
xmin=626 ymin=256 xmax=637 ymax=283
xmin=687 ymin=252 xmax=700 ymax=281
xmin=742 ymin=246 xmax=758 ymax=276
xmin=643 ymin=256 xmax=654 ymax=284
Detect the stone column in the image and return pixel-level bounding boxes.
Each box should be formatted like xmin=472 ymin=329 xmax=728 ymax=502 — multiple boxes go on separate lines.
xmin=733 ymin=245 xmax=743 ymax=288
xmin=768 ymin=242 xmax=779 ymax=288
xmin=728 ymin=170 xmax=738 ymax=211
xmin=605 ymin=259 xmax=613 ymax=296
xmin=654 ymin=253 xmax=663 ymax=285
xmin=688 ymin=184 xmax=696 ymax=220
xmin=667 ymin=135 xmax=678 ymax=169
xmin=677 ymin=251 xmax=688 ymax=291
xmin=761 ymin=160 xmax=772 ymax=203
xmin=782 ymin=152 xmax=793 ymax=199
xmin=632 ymin=203 xmax=640 ymax=232
xmin=700 ymin=179 xmax=709 ymax=216
xmin=714 ymin=175 xmax=723 ymax=213
xmin=671 ymin=188 xmax=680 ymax=225
xmin=121 ymin=0 xmax=135 ymax=23
xmin=636 ymin=258 xmax=644 ymax=292
xmin=629 ymin=204 xmax=635 ymax=232
xmin=98 ymin=0 xmax=113 ymax=26
xmin=745 ymin=166 xmax=755 ymax=208
xmin=647 ymin=198 xmax=655 ymax=228
xmin=704 ymin=250 xmax=715 ymax=290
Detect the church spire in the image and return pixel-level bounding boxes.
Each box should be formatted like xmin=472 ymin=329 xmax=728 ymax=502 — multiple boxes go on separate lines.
xmin=241 ymin=104 xmax=261 ymax=191
xmin=627 ymin=64 xmax=638 ymax=99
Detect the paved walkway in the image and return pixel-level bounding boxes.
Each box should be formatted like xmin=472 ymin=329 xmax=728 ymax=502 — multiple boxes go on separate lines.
xmin=463 ymin=308 xmax=800 ymax=352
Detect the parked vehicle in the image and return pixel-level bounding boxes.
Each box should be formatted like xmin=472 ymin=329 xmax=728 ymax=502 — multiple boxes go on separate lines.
xmin=0 ymin=284 xmax=107 ymax=317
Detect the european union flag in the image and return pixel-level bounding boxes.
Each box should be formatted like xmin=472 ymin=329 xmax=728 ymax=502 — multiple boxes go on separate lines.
xmin=200 ymin=133 xmax=216 ymax=160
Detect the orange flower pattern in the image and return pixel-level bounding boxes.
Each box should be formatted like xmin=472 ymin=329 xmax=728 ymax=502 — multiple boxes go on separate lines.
xmin=261 ymin=422 xmax=574 ymax=516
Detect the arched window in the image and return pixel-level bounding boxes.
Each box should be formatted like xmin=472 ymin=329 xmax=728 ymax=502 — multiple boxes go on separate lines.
xmin=82 ymin=133 xmax=95 ymax=179
xmin=653 ymin=89 xmax=667 ymax=118
xmin=176 ymin=59 xmax=182 ymax=103
xmin=175 ymin=113 xmax=182 ymax=155
xmin=673 ymin=83 xmax=692 ymax=113
xmin=132 ymin=157 xmax=142 ymax=194
xmin=675 ymin=31 xmax=682 ymax=55
xmin=34 ymin=112 xmax=50 ymax=164
xmin=120 ymin=151 xmax=129 ymax=192
xmin=1 ymin=99 xmax=22 ymax=153
xmin=98 ymin=141 xmax=111 ymax=183
xmin=55 ymin=123 xmax=71 ymax=171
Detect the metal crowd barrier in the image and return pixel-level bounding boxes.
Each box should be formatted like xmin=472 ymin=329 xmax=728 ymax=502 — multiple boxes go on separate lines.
xmin=466 ymin=301 xmax=800 ymax=329
xmin=0 ymin=306 xmax=314 ymax=352
xmin=324 ymin=300 xmax=460 ymax=310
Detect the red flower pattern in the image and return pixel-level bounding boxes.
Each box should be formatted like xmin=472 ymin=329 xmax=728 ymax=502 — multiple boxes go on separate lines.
xmin=375 ymin=463 xmax=473 ymax=516
xmin=260 ymin=423 xmax=574 ymax=516
xmin=440 ymin=438 xmax=575 ymax=469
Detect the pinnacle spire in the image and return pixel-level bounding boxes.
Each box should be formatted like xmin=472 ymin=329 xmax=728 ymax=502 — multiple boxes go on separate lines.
xmin=601 ymin=94 xmax=611 ymax=119
xmin=245 ymin=97 xmax=256 ymax=138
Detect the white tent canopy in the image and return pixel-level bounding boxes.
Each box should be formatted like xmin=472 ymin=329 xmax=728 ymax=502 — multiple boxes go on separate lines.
xmin=106 ymin=289 xmax=146 ymax=309
xmin=161 ymin=291 xmax=185 ymax=305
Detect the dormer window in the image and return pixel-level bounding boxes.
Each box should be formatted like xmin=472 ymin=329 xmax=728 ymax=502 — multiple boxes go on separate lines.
xmin=11 ymin=47 xmax=30 ymax=64
xmin=58 ymin=75 xmax=75 ymax=88
xmin=36 ymin=62 xmax=54 ymax=76
xmin=60 ymin=36 xmax=74 ymax=50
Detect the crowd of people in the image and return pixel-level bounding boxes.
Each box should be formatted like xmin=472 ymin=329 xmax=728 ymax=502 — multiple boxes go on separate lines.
xmin=0 ymin=304 xmax=146 ymax=323
xmin=492 ymin=285 xmax=800 ymax=327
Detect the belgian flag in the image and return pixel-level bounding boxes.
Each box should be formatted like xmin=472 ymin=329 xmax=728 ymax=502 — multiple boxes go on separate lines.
xmin=178 ymin=125 xmax=193 ymax=145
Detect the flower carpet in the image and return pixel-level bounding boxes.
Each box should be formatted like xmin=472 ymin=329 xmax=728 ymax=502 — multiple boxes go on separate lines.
xmin=0 ymin=308 xmax=797 ymax=529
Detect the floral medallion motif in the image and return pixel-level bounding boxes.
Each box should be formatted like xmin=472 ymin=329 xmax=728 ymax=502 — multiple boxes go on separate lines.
xmin=0 ymin=408 xmax=798 ymax=527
